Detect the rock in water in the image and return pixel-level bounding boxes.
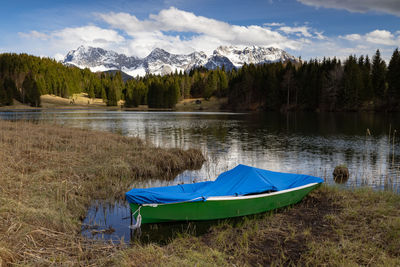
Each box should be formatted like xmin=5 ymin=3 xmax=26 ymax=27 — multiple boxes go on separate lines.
xmin=333 ymin=165 xmax=349 ymax=184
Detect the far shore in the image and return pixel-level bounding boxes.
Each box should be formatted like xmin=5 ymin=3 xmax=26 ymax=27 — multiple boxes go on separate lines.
xmin=0 ymin=93 xmax=227 ymax=112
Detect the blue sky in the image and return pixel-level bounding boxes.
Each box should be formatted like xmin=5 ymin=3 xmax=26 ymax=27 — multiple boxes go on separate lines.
xmin=1 ymin=0 xmax=399 ymax=61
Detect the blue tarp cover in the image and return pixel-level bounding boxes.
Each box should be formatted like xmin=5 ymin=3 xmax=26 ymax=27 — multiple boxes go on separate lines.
xmin=125 ymin=164 xmax=323 ymax=204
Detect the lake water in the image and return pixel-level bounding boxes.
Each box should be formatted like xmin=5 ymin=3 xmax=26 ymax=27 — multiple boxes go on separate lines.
xmin=1 ymin=109 xmax=399 ymax=242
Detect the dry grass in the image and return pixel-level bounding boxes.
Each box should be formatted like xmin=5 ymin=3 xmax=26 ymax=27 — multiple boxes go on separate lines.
xmin=40 ymin=93 xmax=109 ymax=108
xmin=0 ymin=119 xmax=204 ymax=266
xmin=1 ymin=119 xmax=399 ymax=266
xmin=1 ymin=94 xmax=227 ymax=111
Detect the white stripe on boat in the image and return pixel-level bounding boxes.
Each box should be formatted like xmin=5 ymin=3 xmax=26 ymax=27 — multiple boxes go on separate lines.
xmin=207 ymin=183 xmax=319 ymax=201
xmin=141 ymin=183 xmax=319 ymax=207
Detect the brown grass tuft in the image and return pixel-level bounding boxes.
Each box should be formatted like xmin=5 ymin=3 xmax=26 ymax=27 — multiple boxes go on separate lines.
xmin=0 ymin=119 xmax=204 ymax=265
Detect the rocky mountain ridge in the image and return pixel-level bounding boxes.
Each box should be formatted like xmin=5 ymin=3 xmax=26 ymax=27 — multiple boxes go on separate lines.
xmin=63 ymin=45 xmax=298 ymax=77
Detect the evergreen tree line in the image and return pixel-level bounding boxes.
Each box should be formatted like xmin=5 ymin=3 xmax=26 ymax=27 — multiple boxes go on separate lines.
xmin=1 ymin=49 xmax=399 ymax=111
xmin=125 ymin=67 xmax=229 ymax=108
xmin=227 ymin=49 xmax=400 ymax=111
xmin=0 ymin=53 xmax=124 ymax=107
xmin=0 ymin=53 xmax=229 ymax=108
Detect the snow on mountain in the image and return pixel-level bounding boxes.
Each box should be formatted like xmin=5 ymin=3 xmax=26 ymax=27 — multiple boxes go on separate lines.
xmin=64 ymin=45 xmax=141 ymax=71
xmin=204 ymin=54 xmax=235 ymax=70
xmin=63 ymin=45 xmax=298 ymax=77
xmin=213 ymin=45 xmax=298 ymax=68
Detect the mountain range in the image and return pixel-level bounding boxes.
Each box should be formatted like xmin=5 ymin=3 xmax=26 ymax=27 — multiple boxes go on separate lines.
xmin=63 ymin=45 xmax=299 ymax=77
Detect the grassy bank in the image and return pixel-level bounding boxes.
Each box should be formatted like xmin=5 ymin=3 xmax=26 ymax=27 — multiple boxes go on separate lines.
xmin=40 ymin=94 xmax=108 ymax=109
xmin=117 ymin=186 xmax=400 ymax=266
xmin=0 ymin=94 xmax=226 ymax=111
xmin=0 ymin=120 xmax=204 ymax=265
xmin=0 ymin=120 xmax=399 ymax=266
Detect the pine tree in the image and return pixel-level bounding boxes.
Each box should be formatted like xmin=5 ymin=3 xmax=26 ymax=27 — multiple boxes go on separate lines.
xmin=360 ymin=55 xmax=373 ymax=101
xmin=2 ymin=77 xmax=15 ymax=105
xmin=112 ymin=71 xmax=124 ymax=101
xmin=101 ymin=87 xmax=107 ymax=103
xmin=387 ymin=48 xmax=400 ymax=104
xmin=264 ymin=64 xmax=281 ymax=110
xmin=22 ymin=73 xmax=41 ymax=107
xmin=281 ymin=63 xmax=295 ymax=109
xmin=87 ymin=83 xmax=95 ymax=99
xmin=342 ymin=55 xmax=362 ymax=109
xmin=217 ymin=69 xmax=228 ymax=97
xmin=371 ymin=49 xmax=387 ymax=100
xmin=190 ymin=70 xmax=205 ymax=97
xmin=60 ymin=79 xmax=70 ymax=98
xmin=124 ymin=80 xmax=135 ymax=107
xmin=147 ymin=80 xmax=155 ymax=108
xmin=137 ymin=80 xmax=147 ymax=105
xmin=184 ymin=75 xmax=191 ymax=98
xmin=0 ymin=80 xmax=7 ymax=106
xmin=204 ymin=71 xmax=218 ymax=99
xmin=107 ymin=83 xmax=118 ymax=106
xmin=167 ymin=78 xmax=180 ymax=108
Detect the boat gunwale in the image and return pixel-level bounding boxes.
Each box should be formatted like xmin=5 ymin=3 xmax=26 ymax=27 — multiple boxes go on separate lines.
xmin=140 ymin=182 xmax=321 ymax=207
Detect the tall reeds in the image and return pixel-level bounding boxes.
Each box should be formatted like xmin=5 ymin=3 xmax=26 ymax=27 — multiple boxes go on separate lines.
xmin=0 ymin=119 xmax=204 ymax=265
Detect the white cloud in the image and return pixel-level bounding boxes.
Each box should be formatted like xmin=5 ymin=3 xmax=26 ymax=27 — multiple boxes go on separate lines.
xmin=299 ymin=30 xmax=399 ymax=62
xmin=53 ymin=53 xmax=65 ymax=62
xmin=278 ymin=26 xmax=313 ymax=38
xmin=297 ymin=0 xmax=400 ymax=16
xmin=97 ymin=7 xmax=306 ymax=57
xmin=19 ymin=25 xmax=125 ymax=59
xmin=18 ymin=30 xmax=49 ymax=40
xmin=264 ymin=22 xmax=285 ymax=27
xmin=365 ymin=30 xmax=396 ymax=45
xmin=340 ymin=34 xmax=362 ymax=41
xmin=266 ymin=24 xmax=326 ymax=40
xmin=52 ymin=26 xmax=124 ymax=45
xmin=15 ymin=7 xmax=399 ymax=63
xmin=340 ymin=29 xmax=398 ymax=46
xmin=314 ymin=31 xmax=326 ymax=40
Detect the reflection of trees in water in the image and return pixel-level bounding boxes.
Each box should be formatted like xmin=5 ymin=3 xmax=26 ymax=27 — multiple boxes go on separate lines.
xmin=1 ymin=110 xmax=399 ymax=189
xmin=82 ymin=200 xmax=131 ymax=242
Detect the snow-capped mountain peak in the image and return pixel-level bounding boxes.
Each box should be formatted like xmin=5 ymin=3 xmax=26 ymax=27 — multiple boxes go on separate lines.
xmin=64 ymin=46 xmax=141 ymax=73
xmin=63 ymin=45 xmax=298 ymax=77
xmin=213 ymin=45 xmax=297 ymax=68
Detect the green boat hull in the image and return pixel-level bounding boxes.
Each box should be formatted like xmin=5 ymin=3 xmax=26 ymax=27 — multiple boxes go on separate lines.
xmin=130 ymin=183 xmax=321 ymax=224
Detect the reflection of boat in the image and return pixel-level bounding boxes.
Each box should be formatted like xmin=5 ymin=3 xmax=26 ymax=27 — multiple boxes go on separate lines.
xmin=125 ymin=165 xmax=323 ymax=224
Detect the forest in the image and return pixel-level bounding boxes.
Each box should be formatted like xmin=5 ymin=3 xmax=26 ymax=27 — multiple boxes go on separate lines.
xmin=0 ymin=49 xmax=399 ymax=111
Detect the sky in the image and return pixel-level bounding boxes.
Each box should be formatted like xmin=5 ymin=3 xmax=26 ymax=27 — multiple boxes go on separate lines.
xmin=1 ymin=0 xmax=399 ymax=61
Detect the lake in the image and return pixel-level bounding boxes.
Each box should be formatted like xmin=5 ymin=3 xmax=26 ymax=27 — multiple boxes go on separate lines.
xmin=1 ymin=109 xmax=399 ymax=242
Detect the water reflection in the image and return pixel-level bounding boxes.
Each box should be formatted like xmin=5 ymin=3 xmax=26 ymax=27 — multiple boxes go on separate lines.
xmin=3 ymin=109 xmax=399 ymax=243
xmin=82 ymin=199 xmax=273 ymax=245
xmin=82 ymin=200 xmax=131 ymax=243
xmin=1 ymin=110 xmax=399 ymax=189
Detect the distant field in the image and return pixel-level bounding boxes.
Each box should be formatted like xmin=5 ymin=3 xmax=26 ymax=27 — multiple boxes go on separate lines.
xmin=0 ymin=94 xmax=227 ymax=111
xmin=41 ymin=93 xmax=108 ymax=108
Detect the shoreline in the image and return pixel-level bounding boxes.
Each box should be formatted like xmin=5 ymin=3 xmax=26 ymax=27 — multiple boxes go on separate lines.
xmin=0 ymin=94 xmax=227 ymax=112
xmin=1 ymin=94 xmax=397 ymax=113
xmin=0 ymin=119 xmax=205 ymax=266
xmin=0 ymin=120 xmax=399 ymax=266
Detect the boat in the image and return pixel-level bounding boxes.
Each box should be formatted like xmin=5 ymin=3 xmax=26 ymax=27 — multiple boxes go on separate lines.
xmin=125 ymin=164 xmax=323 ymax=225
